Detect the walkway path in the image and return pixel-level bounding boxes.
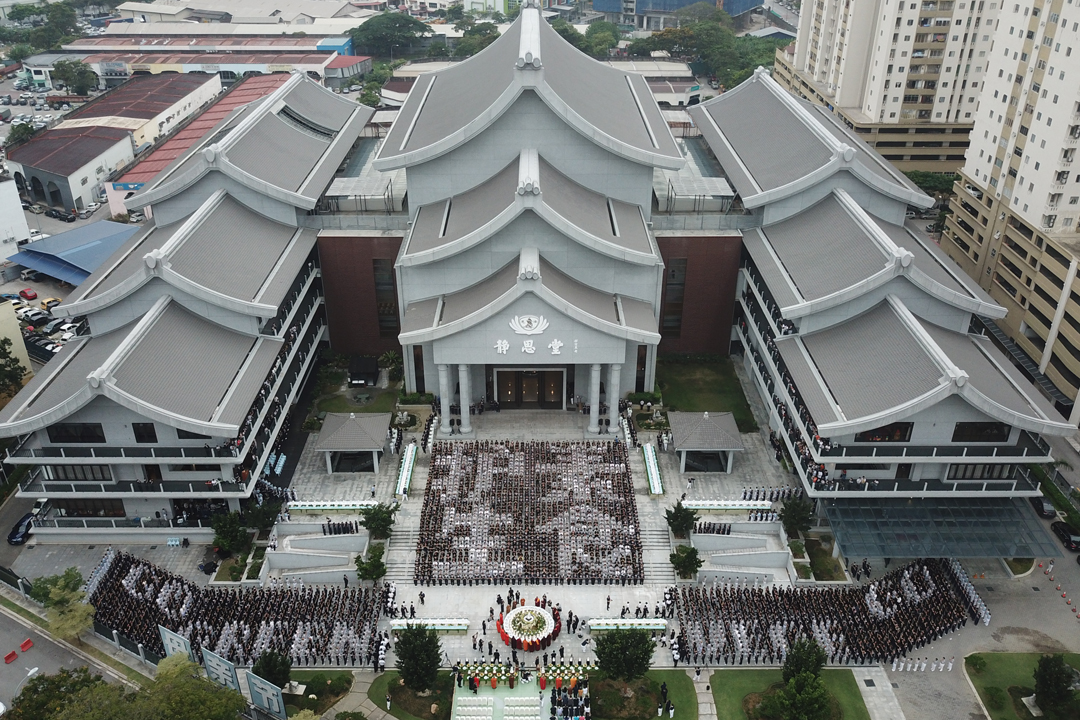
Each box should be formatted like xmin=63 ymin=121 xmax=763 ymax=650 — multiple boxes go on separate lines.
xmin=851 ymin=666 xmax=906 ymax=720
xmin=327 ymin=671 xmax=385 ymax=719
xmin=690 ymin=669 xmax=716 ymax=720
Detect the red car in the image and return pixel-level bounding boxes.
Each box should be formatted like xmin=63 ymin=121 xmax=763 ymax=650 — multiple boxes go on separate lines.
xmin=19 ymin=288 xmax=38 ymax=300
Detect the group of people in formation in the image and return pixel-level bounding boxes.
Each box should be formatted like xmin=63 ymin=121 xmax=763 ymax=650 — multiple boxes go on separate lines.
xmin=414 ymin=440 xmax=644 ymax=586
xmin=671 ymin=558 xmax=984 ymax=666
xmin=88 ymin=552 xmax=384 ymax=668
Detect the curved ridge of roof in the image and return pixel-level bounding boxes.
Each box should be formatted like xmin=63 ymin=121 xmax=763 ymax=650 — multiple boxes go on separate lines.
xmin=398 ymin=150 xmax=661 ymax=266
xmin=374 ymin=2 xmax=682 ymax=171
xmin=689 ymin=69 xmax=929 ymax=208
xmin=398 ymin=251 xmax=659 ymax=345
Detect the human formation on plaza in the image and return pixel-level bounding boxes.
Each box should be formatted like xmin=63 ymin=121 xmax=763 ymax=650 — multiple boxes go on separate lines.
xmin=415 ymin=441 xmax=644 ymax=586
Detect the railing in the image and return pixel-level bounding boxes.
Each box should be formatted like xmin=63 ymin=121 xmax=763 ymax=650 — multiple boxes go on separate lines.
xmin=642 ymin=443 xmax=663 ymax=494
xmin=10 ymin=444 xmax=233 ymax=461
xmin=261 ymin=249 xmax=320 ymax=335
xmin=33 ymin=515 xmax=214 ymax=529
xmin=21 ymin=478 xmax=243 ymax=495
xmin=734 ymin=315 xmax=1041 ymax=496
xmin=396 ymin=444 xmax=416 ymax=496
xmin=740 ymin=254 xmax=796 ymax=335
xmin=818 ymin=429 xmax=1050 ymax=460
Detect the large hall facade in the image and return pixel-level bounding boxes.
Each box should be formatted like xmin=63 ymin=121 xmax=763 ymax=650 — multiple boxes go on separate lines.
xmin=0 ymin=0 xmax=1074 ymax=556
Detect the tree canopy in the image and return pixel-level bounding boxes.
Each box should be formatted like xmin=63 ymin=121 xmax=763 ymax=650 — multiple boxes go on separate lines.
xmin=29 ymin=567 xmax=84 ymax=607
xmin=761 ymin=671 xmax=832 ymax=720
xmin=46 ymin=586 xmax=95 ymax=645
xmin=453 ymin=21 xmax=500 ymax=57
xmin=360 ymin=502 xmax=398 ymax=539
xmin=6 ymin=42 xmax=36 ymax=63
xmin=665 ymin=500 xmax=698 ymax=538
xmin=6 ymin=3 xmax=46 ymax=22
xmin=903 ymin=171 xmax=960 ymax=195
xmin=778 ymin=496 xmax=814 ymax=537
xmin=669 ymin=544 xmax=703 ymax=579
xmin=0 ymin=336 xmax=29 ymax=400
xmin=7 ymin=667 xmax=105 ymax=720
xmin=356 ymin=541 xmax=387 ymax=581
xmin=253 ymin=649 xmax=292 ymax=688
xmin=1034 ymin=654 xmax=1074 ymax=710
xmin=395 ymin=623 xmax=443 ymax=692
xmin=210 ymin=511 xmax=249 ymax=552
xmin=5 ymin=123 xmax=36 ymax=145
xmin=782 ymin=638 xmax=826 ymax=683
xmin=50 ymin=58 xmax=97 ymax=94
xmin=350 ymin=12 xmax=432 ymax=57
xmin=594 ymin=628 xmax=655 ymax=680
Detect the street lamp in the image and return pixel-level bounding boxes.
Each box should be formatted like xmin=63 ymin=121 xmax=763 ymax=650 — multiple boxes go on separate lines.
xmin=390 ymin=44 xmax=400 ymax=64
xmin=14 ymin=667 xmax=39 ymax=697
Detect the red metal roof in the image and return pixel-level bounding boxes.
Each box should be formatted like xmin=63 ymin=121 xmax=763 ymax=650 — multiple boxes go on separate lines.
xmin=72 ymin=73 xmax=216 ymax=121
xmin=82 ymin=52 xmax=335 ymax=65
xmin=118 ymin=74 xmax=289 ymax=186
xmin=9 ymin=126 xmax=132 ymax=176
xmin=326 ymin=55 xmax=371 ymax=69
xmin=68 ymin=36 xmax=326 ymax=49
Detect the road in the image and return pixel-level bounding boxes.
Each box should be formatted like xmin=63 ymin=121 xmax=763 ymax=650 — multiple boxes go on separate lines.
xmin=0 ymin=611 xmax=90 ymax=709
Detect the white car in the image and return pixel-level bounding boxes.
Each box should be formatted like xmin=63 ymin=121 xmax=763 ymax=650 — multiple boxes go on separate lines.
xmin=85 ymin=202 xmax=100 ymax=213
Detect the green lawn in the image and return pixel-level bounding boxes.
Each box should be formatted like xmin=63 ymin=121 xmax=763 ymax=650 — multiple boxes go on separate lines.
xmin=805 ymin=539 xmax=847 ymax=581
xmin=649 ymin=670 xmax=698 ymax=720
xmin=318 ymin=388 xmax=398 ymax=414
xmin=966 ymin=653 xmax=1080 ymax=720
xmin=710 ymin=668 xmax=870 ymax=720
xmin=368 ymin=671 xmax=454 ymax=720
xmin=655 ymin=358 xmax=757 ymax=432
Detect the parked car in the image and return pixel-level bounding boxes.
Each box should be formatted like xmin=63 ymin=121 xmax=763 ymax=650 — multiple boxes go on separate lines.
xmin=128 ymin=211 xmax=145 ymax=223
xmin=27 ymin=204 xmax=45 ymax=214
xmin=85 ymin=202 xmax=100 ymax=213
xmin=18 ymin=287 xmax=38 ymax=300
xmin=22 ymin=309 xmax=51 ymax=324
xmin=1029 ymin=495 xmax=1057 ymax=519
xmin=925 ymin=223 xmax=941 ymax=233
xmin=6 ymin=512 xmax=34 ymax=545
xmin=60 ymin=212 xmax=77 ymax=222
xmin=0 ymin=293 xmax=21 ymax=302
xmin=1051 ymin=521 xmax=1080 ymax=551
xmin=40 ymin=297 xmax=62 ymax=311
xmin=40 ymin=318 xmax=67 ymax=335
xmin=44 ymin=207 xmax=60 ymax=219
xmin=30 ymin=498 xmax=50 ymax=517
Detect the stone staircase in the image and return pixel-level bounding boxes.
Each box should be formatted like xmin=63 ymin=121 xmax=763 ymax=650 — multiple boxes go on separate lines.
xmin=641 ymin=526 xmax=677 ymax=585
xmin=384 ymin=524 xmax=419 ymax=584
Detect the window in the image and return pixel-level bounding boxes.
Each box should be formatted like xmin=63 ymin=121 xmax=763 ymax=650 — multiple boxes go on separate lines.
xmin=662 ymin=259 xmax=687 ymax=338
xmin=53 ymin=499 xmax=125 ymax=518
xmin=855 ymin=422 xmax=914 ymax=443
xmin=44 ymin=465 xmax=112 ymax=481
xmin=133 ymin=423 xmax=157 ymax=444
xmin=372 ymin=259 xmax=399 ymax=338
xmin=947 ymin=463 xmax=1016 ymax=479
xmin=952 ymin=422 xmax=1011 ymax=442
xmin=177 ymin=429 xmax=211 ymax=440
xmin=47 ymin=423 xmax=106 ymax=444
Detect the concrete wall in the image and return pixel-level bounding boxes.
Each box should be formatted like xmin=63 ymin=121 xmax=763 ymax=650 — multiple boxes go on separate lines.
xmin=706 ymin=550 xmax=790 ymax=568
xmin=133 ymin=74 xmax=222 ymax=148
xmin=656 ymin=233 xmax=742 ymax=355
xmin=691 ymin=533 xmax=768 ymax=551
xmin=317 ymin=232 xmax=403 ymax=357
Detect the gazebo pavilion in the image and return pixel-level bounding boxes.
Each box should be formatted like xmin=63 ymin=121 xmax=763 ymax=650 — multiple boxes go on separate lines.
xmin=667 ymin=411 xmax=745 ymax=473
xmin=315 ymin=413 xmax=392 ymax=473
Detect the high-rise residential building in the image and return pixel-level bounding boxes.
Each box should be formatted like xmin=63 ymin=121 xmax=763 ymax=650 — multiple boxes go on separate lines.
xmin=773 ymin=0 xmax=1000 ymax=173
xmin=939 ymin=0 xmax=1080 ymax=425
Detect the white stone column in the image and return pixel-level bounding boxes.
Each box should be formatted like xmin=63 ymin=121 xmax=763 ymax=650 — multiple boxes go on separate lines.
xmin=607 ymin=363 xmax=622 ymax=431
xmin=372 ymin=450 xmax=380 ymax=474
xmin=324 ymin=451 xmax=333 ymax=474
xmin=459 ymin=364 xmax=472 ymax=434
xmin=438 ymin=364 xmax=452 ymax=434
xmin=587 ymin=363 xmax=602 ymax=434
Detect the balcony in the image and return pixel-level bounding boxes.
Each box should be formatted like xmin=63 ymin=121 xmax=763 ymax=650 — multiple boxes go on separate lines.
xmin=21 ymin=477 xmax=245 ymax=497
xmin=32 ymin=514 xmax=216 ymax=530
xmin=818 ymin=429 xmax=1050 ymax=461
xmin=7 ymin=442 xmax=234 ymax=464
xmin=261 ymin=249 xmax=320 ymax=336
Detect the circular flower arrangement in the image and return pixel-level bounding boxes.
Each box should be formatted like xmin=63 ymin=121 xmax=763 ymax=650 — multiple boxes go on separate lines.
xmin=504 ymin=605 xmax=555 ymax=642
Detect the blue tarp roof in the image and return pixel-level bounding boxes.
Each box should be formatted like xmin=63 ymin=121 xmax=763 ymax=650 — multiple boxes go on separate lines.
xmin=8 ymin=220 xmax=140 ymax=286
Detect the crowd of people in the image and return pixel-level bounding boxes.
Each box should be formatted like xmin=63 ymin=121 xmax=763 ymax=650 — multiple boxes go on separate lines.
xmin=673 ymin=559 xmax=982 ymax=666
xmin=414 ymin=441 xmax=644 ymax=586
xmin=741 ymin=486 xmax=802 ymax=503
xmin=89 ymin=552 xmax=384 ymax=667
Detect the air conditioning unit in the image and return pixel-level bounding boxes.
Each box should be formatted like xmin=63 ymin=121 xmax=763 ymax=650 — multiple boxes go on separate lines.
xmin=994 ymin=231 xmax=1001 ymax=238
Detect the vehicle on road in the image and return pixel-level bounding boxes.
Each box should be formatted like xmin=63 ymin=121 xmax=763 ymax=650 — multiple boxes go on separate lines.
xmin=1029 ymin=495 xmax=1057 ymax=519
xmin=18 ymin=287 xmax=38 ymax=300
xmin=6 ymin=512 xmax=34 ymax=545
xmin=27 ymin=204 xmax=45 ymax=214
xmin=1051 ymin=520 xmax=1080 ymax=551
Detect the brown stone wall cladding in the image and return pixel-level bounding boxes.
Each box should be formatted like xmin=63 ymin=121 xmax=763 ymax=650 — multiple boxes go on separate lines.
xmin=316 ymin=234 xmax=404 ymax=356
xmin=656 ymin=235 xmax=743 ymax=355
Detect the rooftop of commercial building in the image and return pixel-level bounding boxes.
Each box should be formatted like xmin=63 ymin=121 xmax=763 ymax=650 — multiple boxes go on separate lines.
xmin=70 ymin=73 xmax=217 ymax=122
xmin=7 ymin=125 xmax=132 ymax=176
xmin=80 ymin=51 xmax=335 ymax=66
xmin=65 ymin=35 xmax=347 ymax=51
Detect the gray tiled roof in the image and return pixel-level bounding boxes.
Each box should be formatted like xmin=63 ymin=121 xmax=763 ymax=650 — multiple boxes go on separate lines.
xmin=439 ymin=261 xmax=519 ymax=324
xmin=400 ymin=298 xmax=440 ymax=333
xmin=619 ymin=296 xmax=658 ymax=334
xmin=773 ymin=337 xmax=841 ymax=425
xmin=539 ymin=158 xmax=652 ymax=255
xmin=540 ymin=259 xmax=620 ymax=324
xmin=922 ymin=323 xmax=1066 ymax=422
xmin=383 ymin=22 xmax=520 ymax=156
xmin=406 ymin=160 xmax=518 ymax=255
xmin=226 ymin=112 xmax=331 ymax=193
xmin=315 ymin=412 xmax=391 ymax=451
xmin=0 ymin=329 xmax=129 ymax=425
xmin=111 ymin=302 xmax=259 ymax=422
xmin=283 ymin=78 xmax=357 ymax=132
xmin=805 ymin=104 xmax=922 ymax=193
xmin=762 ymin=193 xmax=889 ymax=301
xmin=68 ymin=221 xmax=183 ymax=303
xmin=379 ymin=9 xmax=678 ymax=164
xmin=870 ymin=215 xmax=997 ymax=305
xmin=695 ymin=78 xmax=833 ymax=193
xmin=741 ymin=228 xmax=800 ymax=308
xmin=167 ymin=194 xmax=302 ymax=302
xmin=217 ymin=338 xmax=284 ymax=425
xmin=800 ymin=302 xmax=944 ymax=420
xmin=667 ymin=411 xmax=744 ymax=451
